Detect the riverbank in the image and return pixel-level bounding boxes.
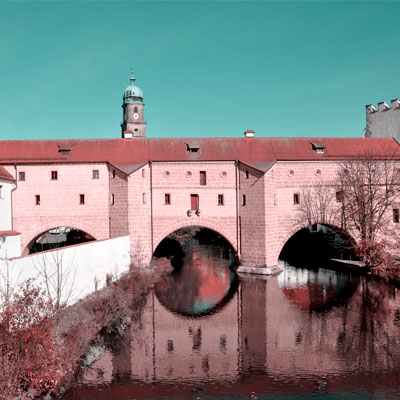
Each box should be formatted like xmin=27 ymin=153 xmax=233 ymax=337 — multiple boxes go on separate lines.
xmin=52 ymin=258 xmax=172 ymax=398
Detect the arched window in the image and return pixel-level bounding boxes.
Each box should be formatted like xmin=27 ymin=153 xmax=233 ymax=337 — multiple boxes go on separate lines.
xmin=134 ymin=106 xmax=138 ymax=113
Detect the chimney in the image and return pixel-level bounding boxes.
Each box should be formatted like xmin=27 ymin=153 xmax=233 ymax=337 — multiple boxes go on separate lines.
xmin=244 ymin=129 xmax=255 ymax=138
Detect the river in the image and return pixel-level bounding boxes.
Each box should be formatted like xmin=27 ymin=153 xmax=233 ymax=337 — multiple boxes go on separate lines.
xmin=62 ymin=240 xmax=400 ymax=399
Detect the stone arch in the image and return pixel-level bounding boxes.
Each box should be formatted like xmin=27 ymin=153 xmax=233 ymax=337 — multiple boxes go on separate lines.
xmin=277 ymin=222 xmax=357 ymax=261
xmin=153 ymin=217 xmax=237 ymax=256
xmin=22 ymin=219 xmax=98 ymax=256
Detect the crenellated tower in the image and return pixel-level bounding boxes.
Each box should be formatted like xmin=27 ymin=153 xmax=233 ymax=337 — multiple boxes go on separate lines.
xmin=121 ymin=70 xmax=146 ymax=138
xmin=363 ymin=99 xmax=400 ymax=140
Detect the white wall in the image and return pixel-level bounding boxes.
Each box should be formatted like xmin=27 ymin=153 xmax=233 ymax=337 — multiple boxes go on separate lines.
xmin=0 ymin=236 xmax=130 ymax=305
xmin=0 ymin=234 xmax=21 ymax=260
xmin=0 ymin=179 xmax=12 ymax=230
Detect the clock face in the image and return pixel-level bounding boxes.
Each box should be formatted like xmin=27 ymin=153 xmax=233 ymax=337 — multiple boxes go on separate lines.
xmin=133 ymin=113 xmax=139 ymax=120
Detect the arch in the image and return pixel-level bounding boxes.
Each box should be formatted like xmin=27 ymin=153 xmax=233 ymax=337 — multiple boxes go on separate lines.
xmin=277 ymin=223 xmax=357 ymax=262
xmin=23 ymin=221 xmax=98 ymax=256
xmin=153 ymin=217 xmax=237 ymax=257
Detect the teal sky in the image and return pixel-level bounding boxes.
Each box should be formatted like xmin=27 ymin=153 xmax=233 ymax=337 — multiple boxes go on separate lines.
xmin=1 ymin=1 xmax=400 ymax=140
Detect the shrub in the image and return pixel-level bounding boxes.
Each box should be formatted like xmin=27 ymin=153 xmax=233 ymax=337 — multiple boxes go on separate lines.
xmin=0 ymin=280 xmax=67 ymax=399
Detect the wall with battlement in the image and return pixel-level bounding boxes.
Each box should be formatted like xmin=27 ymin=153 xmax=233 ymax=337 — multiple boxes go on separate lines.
xmin=365 ymin=99 xmax=400 ymax=140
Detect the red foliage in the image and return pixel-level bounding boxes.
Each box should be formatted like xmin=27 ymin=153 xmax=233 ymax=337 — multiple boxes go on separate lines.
xmin=356 ymin=239 xmax=400 ymax=281
xmin=0 ymin=280 xmax=66 ymax=399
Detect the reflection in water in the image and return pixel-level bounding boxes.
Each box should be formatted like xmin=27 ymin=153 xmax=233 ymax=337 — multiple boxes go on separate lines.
xmin=63 ymin=248 xmax=400 ymax=400
xmin=155 ymin=240 xmax=237 ymax=316
xmin=278 ymin=264 xmax=359 ymax=312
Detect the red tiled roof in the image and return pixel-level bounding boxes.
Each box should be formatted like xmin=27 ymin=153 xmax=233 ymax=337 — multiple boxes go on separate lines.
xmin=0 ymin=166 xmax=14 ymax=181
xmin=0 ymin=137 xmax=399 ymax=168
xmin=0 ymin=230 xmax=21 ymax=236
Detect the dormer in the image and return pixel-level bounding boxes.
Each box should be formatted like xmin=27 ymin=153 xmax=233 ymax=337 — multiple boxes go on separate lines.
xmin=310 ymin=141 xmax=325 ymax=154
xmin=186 ymin=141 xmax=200 ymax=154
xmin=57 ymin=143 xmax=72 ymax=155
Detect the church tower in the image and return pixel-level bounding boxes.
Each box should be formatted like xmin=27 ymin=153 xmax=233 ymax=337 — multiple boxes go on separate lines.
xmin=121 ymin=71 xmax=146 ymax=138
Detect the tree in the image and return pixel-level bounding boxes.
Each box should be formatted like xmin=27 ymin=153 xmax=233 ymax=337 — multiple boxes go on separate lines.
xmin=296 ymin=183 xmax=338 ymax=228
xmin=337 ymin=153 xmax=400 ymax=242
xmin=31 ymin=247 xmax=77 ymax=313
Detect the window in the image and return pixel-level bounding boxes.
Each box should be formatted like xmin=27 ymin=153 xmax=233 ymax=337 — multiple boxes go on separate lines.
xmin=142 ymin=169 xmax=146 ymax=178
xmin=167 ymin=340 xmax=174 ymax=353
xmin=200 ymin=171 xmax=206 ymax=186
xmin=112 ymin=169 xmax=116 ymax=178
xmin=79 ymin=194 xmax=85 ymax=205
xmin=394 ymin=209 xmax=399 ymax=223
xmin=336 ymin=191 xmax=342 ymax=202
xmin=51 ymin=171 xmax=58 ymax=180
xmin=294 ymin=193 xmax=300 ymax=204
xmin=190 ymin=194 xmax=199 ymax=210
xmin=142 ymin=193 xmax=146 ymax=204
xmin=165 ymin=193 xmax=171 ymax=205
xmin=35 ymin=195 xmax=40 ymax=205
xmin=245 ymin=170 xmax=249 ymax=179
xmin=242 ymin=194 xmax=246 ymax=206
xmin=218 ymin=194 xmax=224 ymax=206
xmin=111 ymin=194 xmax=115 ymax=205
xmin=19 ymin=171 xmax=25 ymax=181
xmin=92 ymin=170 xmax=99 ymax=179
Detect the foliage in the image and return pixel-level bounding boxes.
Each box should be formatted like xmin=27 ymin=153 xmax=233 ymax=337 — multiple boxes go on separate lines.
xmin=356 ymin=239 xmax=400 ymax=281
xmin=0 ymin=280 xmax=68 ymax=400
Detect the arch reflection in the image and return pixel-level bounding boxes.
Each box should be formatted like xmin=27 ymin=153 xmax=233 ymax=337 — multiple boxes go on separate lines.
xmin=155 ymin=239 xmax=238 ymax=317
xmin=278 ymin=263 xmax=360 ymax=312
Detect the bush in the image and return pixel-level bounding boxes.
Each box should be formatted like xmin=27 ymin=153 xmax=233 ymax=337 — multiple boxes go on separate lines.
xmin=356 ymin=239 xmax=400 ymax=281
xmin=0 ymin=280 xmax=68 ymax=399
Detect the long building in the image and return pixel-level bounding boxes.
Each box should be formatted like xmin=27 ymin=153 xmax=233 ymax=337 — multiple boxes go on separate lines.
xmin=1 ymin=73 xmax=400 ymax=271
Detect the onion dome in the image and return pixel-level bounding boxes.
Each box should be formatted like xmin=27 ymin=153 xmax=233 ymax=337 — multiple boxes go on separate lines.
xmin=123 ymin=70 xmax=143 ymax=104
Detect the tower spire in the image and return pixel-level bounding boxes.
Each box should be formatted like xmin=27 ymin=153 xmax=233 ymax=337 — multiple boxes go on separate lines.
xmin=130 ymin=68 xmax=136 ymax=85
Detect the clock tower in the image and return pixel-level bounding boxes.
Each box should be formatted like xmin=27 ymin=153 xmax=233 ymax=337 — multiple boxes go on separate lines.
xmin=121 ymin=71 xmax=146 ymax=138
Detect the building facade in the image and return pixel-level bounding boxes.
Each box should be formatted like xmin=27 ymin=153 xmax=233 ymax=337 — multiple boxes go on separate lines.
xmin=1 ymin=74 xmax=400 ymax=271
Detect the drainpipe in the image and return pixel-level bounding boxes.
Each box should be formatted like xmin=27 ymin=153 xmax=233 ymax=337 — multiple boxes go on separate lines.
xmin=235 ymin=160 xmax=240 ymax=261
xmin=150 ymin=161 xmax=154 ymax=254
xmin=11 ymin=164 xmax=18 ymax=230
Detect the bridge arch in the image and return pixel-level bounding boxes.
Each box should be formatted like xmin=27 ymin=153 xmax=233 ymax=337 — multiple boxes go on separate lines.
xmin=277 ymin=223 xmax=357 ymax=263
xmin=23 ymin=220 xmax=98 ymax=255
xmin=153 ymin=217 xmax=237 ymax=257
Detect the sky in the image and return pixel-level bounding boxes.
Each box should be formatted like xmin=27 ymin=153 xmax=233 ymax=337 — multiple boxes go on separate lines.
xmin=0 ymin=1 xmax=400 ymax=141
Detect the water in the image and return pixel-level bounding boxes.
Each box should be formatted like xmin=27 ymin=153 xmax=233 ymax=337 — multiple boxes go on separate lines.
xmin=62 ymin=241 xmax=400 ymax=399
